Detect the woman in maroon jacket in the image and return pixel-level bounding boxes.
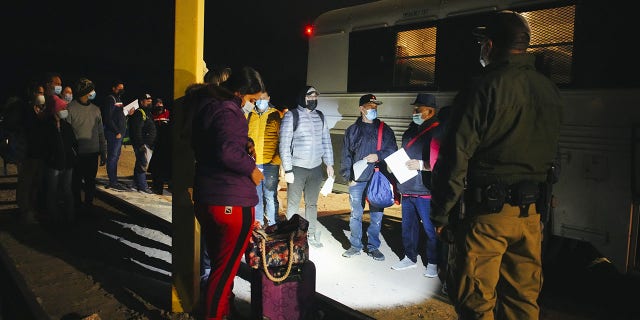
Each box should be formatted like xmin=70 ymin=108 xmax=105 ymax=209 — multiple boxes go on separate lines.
xmin=189 ymin=66 xmax=265 ymax=320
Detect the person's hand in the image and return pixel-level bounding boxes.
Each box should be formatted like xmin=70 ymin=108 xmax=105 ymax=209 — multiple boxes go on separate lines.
xmin=326 ymin=165 xmax=334 ymax=178
xmin=435 ymin=225 xmax=444 ymax=239
xmin=363 ymin=154 xmax=379 ymax=163
xmin=116 ymin=133 xmax=122 ymax=139
xmin=406 ymin=159 xmax=422 ymax=171
xmin=99 ymin=153 xmax=106 ymax=166
xmin=285 ymin=172 xmax=295 ymax=184
xmin=349 ymin=180 xmax=357 ymax=186
xmin=251 ymin=167 xmax=264 ymax=186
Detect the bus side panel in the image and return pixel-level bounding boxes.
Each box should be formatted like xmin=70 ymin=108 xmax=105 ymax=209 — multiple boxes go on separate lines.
xmin=552 ymin=90 xmax=640 ymax=273
xmin=308 ymin=34 xmax=349 ymax=93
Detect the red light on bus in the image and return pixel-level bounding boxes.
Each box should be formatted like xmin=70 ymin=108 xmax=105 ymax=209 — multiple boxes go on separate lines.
xmin=304 ymin=25 xmax=314 ymax=37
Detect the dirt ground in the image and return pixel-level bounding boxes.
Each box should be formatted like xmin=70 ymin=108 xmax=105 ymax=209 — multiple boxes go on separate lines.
xmin=0 ymin=147 xmax=617 ymax=320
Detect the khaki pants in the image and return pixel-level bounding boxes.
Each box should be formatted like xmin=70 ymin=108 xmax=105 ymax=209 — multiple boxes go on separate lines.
xmin=447 ymin=204 xmax=542 ymax=320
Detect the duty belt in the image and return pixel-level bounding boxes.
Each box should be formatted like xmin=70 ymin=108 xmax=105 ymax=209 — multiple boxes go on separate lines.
xmin=466 ymin=181 xmax=541 ymax=217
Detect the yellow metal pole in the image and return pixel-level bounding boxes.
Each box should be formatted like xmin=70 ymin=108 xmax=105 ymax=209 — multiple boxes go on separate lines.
xmin=172 ymin=0 xmax=205 ymax=312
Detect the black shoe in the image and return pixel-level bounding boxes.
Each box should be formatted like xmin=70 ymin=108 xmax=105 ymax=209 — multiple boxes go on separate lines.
xmin=107 ymin=183 xmax=128 ymax=192
xmin=367 ymin=249 xmax=385 ymax=261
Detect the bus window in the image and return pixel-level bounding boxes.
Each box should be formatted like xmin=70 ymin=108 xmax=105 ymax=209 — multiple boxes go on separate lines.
xmin=526 ymin=5 xmax=575 ymax=85
xmin=393 ymin=27 xmax=437 ymax=88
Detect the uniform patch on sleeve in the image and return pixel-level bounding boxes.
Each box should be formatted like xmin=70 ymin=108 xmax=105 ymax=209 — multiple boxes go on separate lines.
xmin=224 ymin=206 xmax=233 ymax=214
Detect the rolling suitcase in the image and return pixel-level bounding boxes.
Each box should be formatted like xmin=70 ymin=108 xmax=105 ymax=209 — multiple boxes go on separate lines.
xmin=251 ymin=260 xmax=316 ymax=320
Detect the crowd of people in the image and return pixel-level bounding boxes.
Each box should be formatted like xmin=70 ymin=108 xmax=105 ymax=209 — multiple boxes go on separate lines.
xmin=0 ymin=73 xmax=173 ymax=224
xmin=0 ymin=10 xmax=562 ymax=320
xmin=187 ymin=11 xmax=561 ymax=320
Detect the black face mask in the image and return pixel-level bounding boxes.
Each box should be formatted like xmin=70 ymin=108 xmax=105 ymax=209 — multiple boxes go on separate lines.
xmin=153 ymin=106 xmax=164 ymax=114
xmin=306 ymin=100 xmax=318 ymax=111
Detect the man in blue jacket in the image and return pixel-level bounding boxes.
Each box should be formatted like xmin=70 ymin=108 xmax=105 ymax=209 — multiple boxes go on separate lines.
xmin=340 ymin=94 xmax=397 ymax=261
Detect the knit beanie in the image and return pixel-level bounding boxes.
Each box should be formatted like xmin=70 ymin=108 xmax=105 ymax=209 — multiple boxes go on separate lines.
xmin=75 ymin=78 xmax=95 ymax=98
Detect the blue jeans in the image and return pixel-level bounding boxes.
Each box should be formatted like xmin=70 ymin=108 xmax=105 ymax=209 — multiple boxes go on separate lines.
xmin=348 ymin=180 xmax=384 ymax=251
xmin=105 ymin=131 xmax=123 ymax=186
xmin=133 ymin=145 xmax=150 ymax=189
xmin=401 ymin=195 xmax=437 ymax=264
xmin=255 ymin=164 xmax=279 ymax=226
xmin=285 ymin=165 xmax=323 ymax=237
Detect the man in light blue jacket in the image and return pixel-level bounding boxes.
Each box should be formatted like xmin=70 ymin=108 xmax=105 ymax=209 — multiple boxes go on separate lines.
xmin=279 ymin=85 xmax=334 ymax=248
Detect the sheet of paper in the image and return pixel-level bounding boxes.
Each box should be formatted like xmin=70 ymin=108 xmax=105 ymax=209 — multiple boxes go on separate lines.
xmin=123 ymin=99 xmax=139 ymax=116
xmin=352 ymin=159 xmax=368 ymax=181
xmin=320 ymin=176 xmax=335 ymax=196
xmin=384 ymin=148 xmax=417 ymax=184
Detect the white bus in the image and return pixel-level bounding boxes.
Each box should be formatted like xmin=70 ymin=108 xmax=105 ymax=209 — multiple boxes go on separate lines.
xmin=307 ymin=0 xmax=640 ymax=274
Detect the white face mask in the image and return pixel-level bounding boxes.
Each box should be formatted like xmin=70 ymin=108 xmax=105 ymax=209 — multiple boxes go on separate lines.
xmin=242 ymin=101 xmax=255 ymax=114
xmin=57 ymin=109 xmax=69 ymax=119
xmin=54 ymin=85 xmax=62 ymax=95
xmin=88 ymin=91 xmax=97 ymax=100
xmin=63 ymin=93 xmax=73 ymax=103
xmin=35 ymin=94 xmax=46 ymax=105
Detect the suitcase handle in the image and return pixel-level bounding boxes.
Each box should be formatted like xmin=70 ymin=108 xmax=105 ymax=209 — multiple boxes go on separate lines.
xmin=259 ymin=233 xmax=295 ymax=282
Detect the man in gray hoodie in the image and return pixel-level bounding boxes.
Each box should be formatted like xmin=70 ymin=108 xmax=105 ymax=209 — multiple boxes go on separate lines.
xmin=279 ymin=85 xmax=334 ymax=248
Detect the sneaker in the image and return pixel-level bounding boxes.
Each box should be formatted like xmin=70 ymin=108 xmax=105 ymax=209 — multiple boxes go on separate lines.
xmin=308 ymin=236 xmax=324 ymax=248
xmin=138 ymin=187 xmax=154 ymax=194
xmin=107 ymin=183 xmax=128 ymax=192
xmin=367 ymin=249 xmax=385 ymax=261
xmin=391 ymin=256 xmax=417 ymax=270
xmin=424 ymin=263 xmax=438 ymax=278
xmin=342 ymin=247 xmax=361 ymax=258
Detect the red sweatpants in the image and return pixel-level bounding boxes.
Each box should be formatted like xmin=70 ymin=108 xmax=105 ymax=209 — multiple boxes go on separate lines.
xmin=195 ymin=204 xmax=254 ymax=320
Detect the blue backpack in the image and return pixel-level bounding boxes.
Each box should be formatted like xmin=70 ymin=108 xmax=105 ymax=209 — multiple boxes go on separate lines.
xmin=367 ymin=167 xmax=395 ymax=208
xmin=366 ymin=120 xmax=395 ymax=208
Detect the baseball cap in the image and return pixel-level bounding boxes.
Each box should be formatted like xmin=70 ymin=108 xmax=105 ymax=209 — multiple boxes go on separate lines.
xmin=411 ymin=93 xmax=438 ymax=108
xmin=141 ymin=93 xmax=152 ymax=100
xmin=359 ymin=94 xmax=383 ymax=106
xmin=306 ymin=86 xmax=319 ymax=96
xmin=473 ymin=10 xmax=531 ymax=50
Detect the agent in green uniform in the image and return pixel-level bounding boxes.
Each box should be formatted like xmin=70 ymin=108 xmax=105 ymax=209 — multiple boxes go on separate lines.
xmin=430 ymin=11 xmax=563 ymax=320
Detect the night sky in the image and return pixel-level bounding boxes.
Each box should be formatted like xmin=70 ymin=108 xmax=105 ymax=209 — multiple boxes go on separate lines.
xmin=1 ymin=0 xmax=373 ymax=109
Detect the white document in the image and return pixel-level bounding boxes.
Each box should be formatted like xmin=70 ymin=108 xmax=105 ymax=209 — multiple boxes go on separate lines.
xmin=384 ymin=148 xmax=417 ymax=184
xmin=352 ymin=159 xmax=368 ymax=181
xmin=123 ymin=99 xmax=139 ymax=116
xmin=320 ymin=176 xmax=335 ymax=196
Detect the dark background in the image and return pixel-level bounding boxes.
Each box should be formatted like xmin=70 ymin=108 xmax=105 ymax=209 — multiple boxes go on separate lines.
xmin=1 ymin=0 xmax=374 ymax=110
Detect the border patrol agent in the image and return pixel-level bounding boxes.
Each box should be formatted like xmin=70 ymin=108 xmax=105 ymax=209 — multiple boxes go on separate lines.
xmin=430 ymin=11 xmax=563 ymax=320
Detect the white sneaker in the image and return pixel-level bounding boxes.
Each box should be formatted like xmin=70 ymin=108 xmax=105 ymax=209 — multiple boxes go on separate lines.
xmin=391 ymin=256 xmax=417 ymax=270
xmin=424 ymin=263 xmax=438 ymax=278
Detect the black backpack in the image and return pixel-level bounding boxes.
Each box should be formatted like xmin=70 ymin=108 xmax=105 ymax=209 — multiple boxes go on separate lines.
xmin=289 ymin=108 xmax=324 ymax=132
xmin=247 ymin=108 xmax=324 ymax=132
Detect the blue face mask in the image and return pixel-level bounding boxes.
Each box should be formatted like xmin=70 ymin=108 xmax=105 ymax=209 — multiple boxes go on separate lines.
xmin=54 ymin=85 xmax=62 ymax=95
xmin=412 ymin=113 xmax=425 ymax=125
xmin=256 ymin=99 xmax=269 ymax=111
xmin=63 ymin=93 xmax=73 ymax=103
xmin=365 ymin=109 xmax=377 ymax=121
xmin=88 ymin=91 xmax=96 ymax=100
